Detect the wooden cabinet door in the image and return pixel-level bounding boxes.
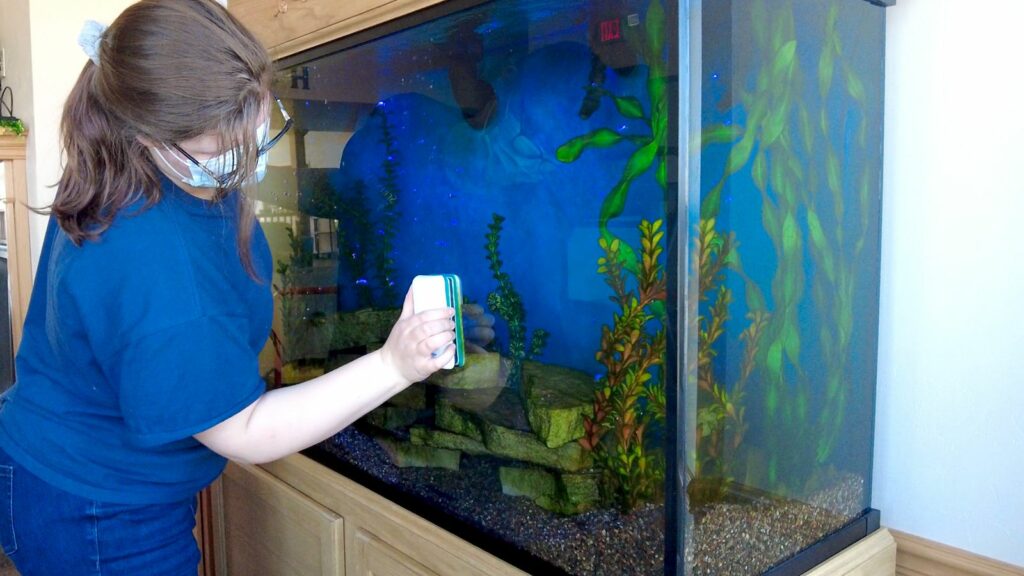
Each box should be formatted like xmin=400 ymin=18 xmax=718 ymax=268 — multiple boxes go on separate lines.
xmin=213 ymin=462 xmax=344 ymax=576
xmin=350 ymin=527 xmax=441 ymax=576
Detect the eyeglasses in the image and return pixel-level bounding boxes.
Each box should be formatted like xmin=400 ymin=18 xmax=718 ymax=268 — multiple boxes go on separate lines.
xmin=172 ymin=96 xmax=293 ymax=186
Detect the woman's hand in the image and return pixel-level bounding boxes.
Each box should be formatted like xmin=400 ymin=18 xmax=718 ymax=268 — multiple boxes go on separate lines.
xmin=379 ymin=286 xmax=457 ymax=384
xmin=462 ymin=302 xmax=496 ymax=354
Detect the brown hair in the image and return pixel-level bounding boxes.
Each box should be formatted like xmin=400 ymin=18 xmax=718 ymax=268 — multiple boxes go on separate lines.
xmin=54 ymin=0 xmax=273 ymax=277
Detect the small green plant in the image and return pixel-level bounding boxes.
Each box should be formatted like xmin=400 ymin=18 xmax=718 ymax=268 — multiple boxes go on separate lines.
xmin=274 ymin=226 xmax=313 ymax=362
xmin=579 ymin=219 xmax=667 ymax=512
xmin=484 ymin=213 xmax=548 ymax=388
xmin=0 ymin=117 xmax=25 ymax=136
xmin=374 ymin=105 xmax=401 ymax=307
xmin=337 ymin=179 xmax=375 ymax=308
xmin=688 ymin=217 xmax=769 ymax=505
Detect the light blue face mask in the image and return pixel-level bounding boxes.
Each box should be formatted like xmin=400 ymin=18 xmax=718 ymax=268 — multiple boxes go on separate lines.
xmin=154 ymin=120 xmax=271 ymax=188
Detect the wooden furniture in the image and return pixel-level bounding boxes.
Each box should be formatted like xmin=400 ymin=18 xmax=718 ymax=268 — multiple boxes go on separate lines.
xmin=0 ymin=134 xmax=31 ymax=356
xmin=228 ymin=0 xmax=447 ymax=59
xmin=211 ymin=454 xmax=528 ymax=576
xmin=212 ymin=454 xmax=896 ymax=576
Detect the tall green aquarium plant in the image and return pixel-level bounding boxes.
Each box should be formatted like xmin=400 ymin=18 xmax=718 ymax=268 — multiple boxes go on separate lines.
xmin=557 ymin=0 xmax=670 ymax=512
xmin=697 ymin=0 xmax=884 ymax=496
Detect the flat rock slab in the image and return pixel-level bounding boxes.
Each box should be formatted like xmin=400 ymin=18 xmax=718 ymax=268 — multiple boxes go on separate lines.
xmin=364 ymin=406 xmax=421 ymax=432
xmin=374 ymin=437 xmax=460 ymax=470
xmin=522 ymin=361 xmax=595 ymax=448
xmin=499 ymin=466 xmax=601 ymax=515
xmin=427 ymin=352 xmax=509 ymax=389
xmin=409 ymin=426 xmax=490 ymax=456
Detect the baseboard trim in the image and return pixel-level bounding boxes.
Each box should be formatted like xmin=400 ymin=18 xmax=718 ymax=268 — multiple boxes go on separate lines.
xmin=892 ymin=530 xmax=1024 ymax=576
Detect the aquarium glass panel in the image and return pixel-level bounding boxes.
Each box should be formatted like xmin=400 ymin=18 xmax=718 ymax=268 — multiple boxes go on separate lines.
xmin=252 ymin=0 xmax=887 ymax=574
xmin=681 ymin=0 xmax=885 ymax=574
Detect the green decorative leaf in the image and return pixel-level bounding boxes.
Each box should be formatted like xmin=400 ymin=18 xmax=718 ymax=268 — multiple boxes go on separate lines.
xmin=818 ymin=42 xmax=834 ymax=98
xmin=763 ymin=93 xmax=789 ymax=146
xmin=701 ymin=181 xmax=724 ymax=220
xmin=556 ymin=128 xmax=625 ymax=163
xmin=646 ymin=0 xmax=666 ymax=60
xmin=701 ymin=124 xmax=743 ymax=148
xmin=624 ymin=139 xmax=659 ymax=181
xmin=761 ymin=203 xmax=780 ymax=244
xmin=826 ymin=151 xmax=841 ymax=193
xmin=846 ymin=67 xmax=865 ymax=102
xmin=799 ymin=107 xmax=813 ymax=152
xmin=782 ymin=212 xmax=798 ymax=259
xmin=766 ymin=340 xmax=783 ymax=381
xmin=782 ymin=321 xmax=800 ymax=367
xmin=752 ymin=149 xmax=767 ymax=191
xmin=806 ymin=209 xmax=835 ymax=282
xmin=726 ymin=132 xmax=756 ymax=176
xmin=613 ymin=96 xmax=646 ymax=119
xmin=656 ymin=157 xmax=668 ymax=190
xmin=771 ymin=40 xmax=797 ymax=82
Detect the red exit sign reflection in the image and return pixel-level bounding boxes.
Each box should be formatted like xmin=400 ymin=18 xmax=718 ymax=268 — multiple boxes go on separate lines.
xmin=599 ymin=18 xmax=621 ymax=43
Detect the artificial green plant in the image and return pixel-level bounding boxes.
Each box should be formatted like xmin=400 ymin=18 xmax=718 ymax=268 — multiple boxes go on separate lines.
xmin=687 ymin=218 xmax=769 ymax=505
xmin=698 ymin=0 xmax=879 ymax=493
xmin=274 ymin=225 xmax=314 ymax=363
xmin=555 ymin=0 xmax=671 ymax=512
xmin=579 ymin=220 xmax=668 ymax=512
xmin=484 ymin=213 xmax=548 ymax=389
xmin=555 ymin=0 xmax=670 ymax=283
xmin=374 ymin=105 xmax=401 ymax=308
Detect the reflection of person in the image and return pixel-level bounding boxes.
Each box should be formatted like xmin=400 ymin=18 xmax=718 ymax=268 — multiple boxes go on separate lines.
xmin=462 ymin=302 xmax=496 ymax=353
xmin=0 ymin=2 xmax=454 ymax=574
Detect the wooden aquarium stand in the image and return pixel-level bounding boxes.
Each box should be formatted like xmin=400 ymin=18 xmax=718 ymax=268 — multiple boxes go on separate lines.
xmin=210 ymin=453 xmax=896 ymax=576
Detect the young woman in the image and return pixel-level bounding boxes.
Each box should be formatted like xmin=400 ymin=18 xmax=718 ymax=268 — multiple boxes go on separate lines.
xmin=0 ymin=1 xmax=459 ymax=573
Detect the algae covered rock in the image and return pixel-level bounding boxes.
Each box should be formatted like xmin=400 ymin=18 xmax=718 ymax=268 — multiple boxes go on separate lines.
xmin=374 ymin=437 xmax=460 ymax=470
xmin=427 ymin=352 xmax=509 ymax=389
xmin=499 ymin=466 xmax=601 ymax=515
xmin=389 ymin=382 xmax=428 ymax=410
xmin=435 ymin=396 xmax=485 ymax=441
xmin=437 ymin=387 xmax=589 ymax=471
xmin=409 ymin=426 xmax=489 ymax=456
xmin=522 ymin=361 xmax=595 ymax=448
xmin=364 ymin=406 xmax=420 ymax=432
xmin=330 ymin=308 xmax=399 ymax=350
xmin=500 ymin=466 xmax=557 ymax=500
xmin=480 ymin=419 xmax=591 ymax=472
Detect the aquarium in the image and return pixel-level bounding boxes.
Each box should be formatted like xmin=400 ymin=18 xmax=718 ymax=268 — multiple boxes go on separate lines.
xmin=254 ymin=0 xmax=890 ymax=573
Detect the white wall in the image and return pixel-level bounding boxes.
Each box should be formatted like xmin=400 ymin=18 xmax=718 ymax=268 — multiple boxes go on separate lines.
xmin=0 ymin=0 xmax=136 ymax=272
xmin=874 ymin=0 xmax=1024 ymax=567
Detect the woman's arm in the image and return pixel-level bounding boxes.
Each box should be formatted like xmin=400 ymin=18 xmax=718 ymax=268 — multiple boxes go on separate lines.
xmin=194 ymin=288 xmax=455 ymax=464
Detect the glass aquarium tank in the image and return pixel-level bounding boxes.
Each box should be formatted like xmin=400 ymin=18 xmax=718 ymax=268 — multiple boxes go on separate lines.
xmin=254 ymin=0 xmax=891 ymax=573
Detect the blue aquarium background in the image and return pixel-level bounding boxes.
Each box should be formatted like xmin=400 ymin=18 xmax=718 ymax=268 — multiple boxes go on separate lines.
xmin=253 ymin=0 xmax=888 ymax=574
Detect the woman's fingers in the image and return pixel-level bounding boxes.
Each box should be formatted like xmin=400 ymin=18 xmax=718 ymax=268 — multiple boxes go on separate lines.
xmin=398 ymin=286 xmax=415 ymax=320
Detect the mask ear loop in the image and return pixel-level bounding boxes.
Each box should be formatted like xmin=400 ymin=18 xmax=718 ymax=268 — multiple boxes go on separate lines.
xmin=152 ymin=145 xmax=195 ymax=185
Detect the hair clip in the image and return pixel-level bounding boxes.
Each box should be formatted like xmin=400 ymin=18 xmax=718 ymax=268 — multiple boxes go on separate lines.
xmin=78 ymin=20 xmax=108 ymax=65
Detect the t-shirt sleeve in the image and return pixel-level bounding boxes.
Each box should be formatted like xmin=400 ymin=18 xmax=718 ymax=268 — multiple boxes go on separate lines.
xmin=108 ymin=314 xmax=266 ymax=447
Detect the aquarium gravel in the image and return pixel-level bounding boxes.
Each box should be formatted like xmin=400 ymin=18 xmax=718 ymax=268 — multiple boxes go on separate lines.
xmin=318 ymin=428 xmax=864 ymax=576
xmin=321 ymin=427 xmax=664 ymax=575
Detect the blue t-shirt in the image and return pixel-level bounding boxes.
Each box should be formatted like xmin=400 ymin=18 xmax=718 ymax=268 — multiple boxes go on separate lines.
xmin=0 ymin=176 xmax=272 ymax=504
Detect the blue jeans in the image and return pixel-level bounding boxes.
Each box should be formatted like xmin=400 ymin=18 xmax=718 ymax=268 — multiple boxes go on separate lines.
xmin=0 ymin=447 xmax=200 ymax=575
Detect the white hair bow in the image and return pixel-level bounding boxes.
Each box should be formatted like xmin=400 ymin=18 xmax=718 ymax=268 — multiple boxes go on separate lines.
xmin=78 ymin=20 xmax=108 ymax=65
